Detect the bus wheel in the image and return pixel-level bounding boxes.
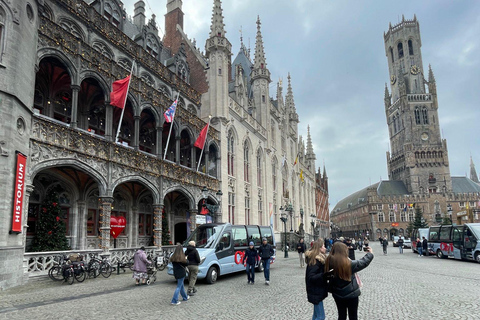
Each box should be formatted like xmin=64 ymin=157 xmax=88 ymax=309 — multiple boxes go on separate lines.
xmin=206 ymin=266 xmax=218 ymax=284
xmin=436 ymin=250 xmax=444 ymax=259
xmin=475 ymin=252 xmax=480 ymax=264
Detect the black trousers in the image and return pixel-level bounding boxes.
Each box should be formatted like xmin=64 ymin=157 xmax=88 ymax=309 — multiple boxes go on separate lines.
xmin=333 ymin=296 xmax=359 ymax=320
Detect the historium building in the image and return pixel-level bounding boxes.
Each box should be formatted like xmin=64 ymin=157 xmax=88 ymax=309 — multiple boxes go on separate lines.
xmin=0 ymin=0 xmax=325 ymax=290
xmin=330 ymin=16 xmax=480 ymax=241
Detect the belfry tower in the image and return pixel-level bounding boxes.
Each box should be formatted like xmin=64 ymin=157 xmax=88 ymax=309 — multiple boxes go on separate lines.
xmin=383 ymin=15 xmax=452 ymax=194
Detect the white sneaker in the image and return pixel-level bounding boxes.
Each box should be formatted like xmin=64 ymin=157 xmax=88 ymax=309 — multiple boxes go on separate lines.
xmin=265 ymin=281 xmax=270 ymax=285
xmin=171 ymin=301 xmax=181 ymax=305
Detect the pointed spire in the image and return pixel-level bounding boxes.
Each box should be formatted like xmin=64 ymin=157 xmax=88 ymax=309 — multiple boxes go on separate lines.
xmin=470 ymin=156 xmax=479 ymax=183
xmin=384 ymin=83 xmax=390 ymax=99
xmin=428 ymin=64 xmax=436 ymax=83
xmin=253 ymin=15 xmax=267 ymax=70
xmin=323 ymin=160 xmax=327 ymax=179
xmin=306 ymin=126 xmax=314 ymax=155
xmin=285 ymin=73 xmax=295 ymax=110
xmin=209 ymin=0 xmax=226 ymax=38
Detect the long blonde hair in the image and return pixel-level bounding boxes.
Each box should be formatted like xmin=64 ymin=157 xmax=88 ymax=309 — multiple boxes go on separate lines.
xmin=325 ymin=242 xmax=351 ymax=281
xmin=306 ymin=239 xmax=325 ymax=266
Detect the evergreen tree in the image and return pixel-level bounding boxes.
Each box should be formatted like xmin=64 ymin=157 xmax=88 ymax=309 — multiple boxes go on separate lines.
xmin=406 ymin=206 xmax=428 ymax=237
xmin=29 ymin=190 xmax=70 ymax=252
xmin=161 ymin=209 xmax=171 ymax=245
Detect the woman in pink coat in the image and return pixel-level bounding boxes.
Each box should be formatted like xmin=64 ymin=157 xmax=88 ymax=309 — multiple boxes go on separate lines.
xmin=132 ymin=246 xmax=151 ymax=285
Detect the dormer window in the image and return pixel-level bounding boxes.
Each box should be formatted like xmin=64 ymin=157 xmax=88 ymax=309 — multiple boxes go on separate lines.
xmin=104 ymin=3 xmax=120 ymax=27
xmin=261 ymin=63 xmax=264 ymax=69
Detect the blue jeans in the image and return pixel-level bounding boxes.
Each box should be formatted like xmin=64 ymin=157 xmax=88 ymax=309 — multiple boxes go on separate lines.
xmin=171 ymin=277 xmax=188 ymax=303
xmin=418 ymin=247 xmax=423 ymax=256
xmin=262 ymin=258 xmax=270 ymax=281
xmin=246 ymin=263 xmax=255 ymax=283
xmin=399 ymin=246 xmax=403 ymax=254
xmin=312 ymin=301 xmax=325 ymax=320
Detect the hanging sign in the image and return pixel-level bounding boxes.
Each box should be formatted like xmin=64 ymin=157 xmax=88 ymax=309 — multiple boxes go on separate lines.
xmin=110 ymin=215 xmax=126 ymax=239
xmin=11 ymin=152 xmax=27 ymax=234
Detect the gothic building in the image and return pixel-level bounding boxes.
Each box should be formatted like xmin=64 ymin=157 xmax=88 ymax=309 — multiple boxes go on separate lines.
xmin=0 ymin=0 xmax=322 ymax=290
xmin=330 ymin=16 xmax=480 ymax=240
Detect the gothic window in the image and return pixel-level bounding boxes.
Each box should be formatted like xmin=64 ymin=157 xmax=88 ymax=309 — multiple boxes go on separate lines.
xmin=408 ymin=210 xmax=414 ymax=222
xmin=245 ymin=197 xmax=250 ymax=225
xmin=378 ymin=212 xmax=385 ymax=222
xmin=422 ymin=107 xmax=429 ymax=124
xmin=227 ymin=131 xmax=235 ymax=176
xmin=262 ymin=95 xmax=265 ymax=103
xmin=180 ymin=129 xmax=192 ymax=168
xmin=0 ymin=7 xmax=5 ymax=62
xmin=146 ymin=34 xmax=159 ymax=58
xmin=389 ymin=211 xmax=395 ymax=222
xmin=400 ymin=212 xmax=406 ymax=222
xmin=271 ymin=121 xmax=276 ymax=145
xmin=393 ymin=115 xmax=397 ymax=133
xmin=80 ymin=77 xmax=106 ymax=136
xmin=244 ymin=142 xmax=250 ymax=182
xmin=228 ymin=192 xmax=235 ymax=224
xmin=258 ymin=197 xmax=263 ymax=225
xmin=414 ymin=107 xmax=421 ymax=124
xmin=272 ymin=160 xmax=277 ymax=192
xmin=208 ymin=144 xmax=218 ymax=177
xmin=140 ymin=72 xmax=155 ymax=87
xmin=162 ymin=121 xmax=176 ymax=162
xmin=58 ymin=18 xmax=85 ymax=41
xmin=390 ymin=47 xmax=394 ymax=63
xmin=257 ymin=151 xmax=262 ymax=187
xmin=408 ymin=40 xmax=414 ymax=55
xmin=397 ymin=42 xmax=404 ymax=59
xmin=104 ymin=2 xmax=121 ymax=27
xmin=92 ymin=41 xmax=114 ymax=60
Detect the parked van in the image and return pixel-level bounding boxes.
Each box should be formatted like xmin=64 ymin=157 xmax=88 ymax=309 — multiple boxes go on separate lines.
xmin=429 ymin=223 xmax=480 ymax=262
xmin=167 ymin=223 xmax=276 ymax=284
xmin=411 ymin=228 xmax=429 ymax=253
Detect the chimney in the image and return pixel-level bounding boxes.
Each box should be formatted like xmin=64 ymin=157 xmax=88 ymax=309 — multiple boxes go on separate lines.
xmin=133 ymin=0 xmax=145 ymax=28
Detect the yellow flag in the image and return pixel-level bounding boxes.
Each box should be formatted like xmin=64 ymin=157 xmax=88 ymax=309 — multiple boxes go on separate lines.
xmin=300 ymin=169 xmax=304 ymax=182
xmin=293 ymin=154 xmax=299 ymax=166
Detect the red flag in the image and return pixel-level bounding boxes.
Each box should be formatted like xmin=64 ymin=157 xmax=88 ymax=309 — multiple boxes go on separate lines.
xmin=194 ymin=123 xmax=209 ymax=149
xmin=110 ymin=75 xmax=131 ymax=109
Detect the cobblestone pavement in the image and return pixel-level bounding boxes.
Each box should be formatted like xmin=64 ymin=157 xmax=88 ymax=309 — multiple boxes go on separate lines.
xmin=1 ymin=241 xmax=479 ymax=320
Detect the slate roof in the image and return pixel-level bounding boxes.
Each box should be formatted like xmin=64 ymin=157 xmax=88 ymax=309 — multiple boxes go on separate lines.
xmin=452 ymin=176 xmax=480 ymax=193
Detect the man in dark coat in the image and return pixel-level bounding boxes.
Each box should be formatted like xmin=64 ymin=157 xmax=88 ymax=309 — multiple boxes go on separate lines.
xmin=345 ymin=238 xmax=356 ymax=260
xmin=422 ymin=236 xmax=429 ymax=256
xmin=257 ymin=238 xmax=274 ymax=285
xmin=297 ymin=238 xmax=306 ymax=267
xmin=185 ymin=240 xmax=201 ymax=295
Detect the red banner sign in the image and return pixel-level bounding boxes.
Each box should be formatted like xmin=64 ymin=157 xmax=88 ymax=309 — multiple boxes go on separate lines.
xmin=391 ymin=222 xmax=399 ymax=227
xmin=11 ymin=152 xmax=27 ymax=234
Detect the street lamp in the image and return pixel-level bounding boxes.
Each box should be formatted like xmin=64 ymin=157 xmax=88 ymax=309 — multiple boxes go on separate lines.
xmin=280 ymin=208 xmax=288 ymax=258
xmin=284 ymin=203 xmax=293 ymax=232
xmin=200 ymin=187 xmax=223 ymax=223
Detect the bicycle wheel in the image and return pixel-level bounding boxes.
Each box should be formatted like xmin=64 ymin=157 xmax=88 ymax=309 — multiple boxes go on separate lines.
xmin=65 ymin=268 xmax=74 ymax=285
xmin=74 ymin=267 xmax=86 ymax=283
xmin=100 ymin=263 xmax=112 ymax=278
xmin=48 ymin=266 xmax=64 ymax=281
xmin=157 ymin=261 xmax=166 ymax=271
xmin=88 ymin=261 xmax=100 ymax=278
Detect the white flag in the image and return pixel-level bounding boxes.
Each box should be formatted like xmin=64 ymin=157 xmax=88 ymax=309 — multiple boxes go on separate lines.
xmin=281 ymin=154 xmax=287 ymax=167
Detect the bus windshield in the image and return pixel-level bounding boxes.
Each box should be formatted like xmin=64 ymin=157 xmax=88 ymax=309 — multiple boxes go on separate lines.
xmin=468 ymin=224 xmax=480 ymax=238
xmin=185 ymin=225 xmax=223 ymax=248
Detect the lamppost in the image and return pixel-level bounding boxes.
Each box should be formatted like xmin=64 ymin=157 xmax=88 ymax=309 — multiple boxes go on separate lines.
xmin=283 ymin=203 xmax=293 ymax=231
xmin=201 ymin=186 xmax=223 ymax=223
xmin=280 ymin=209 xmax=288 ymax=258
xmin=310 ymin=214 xmax=316 ymax=240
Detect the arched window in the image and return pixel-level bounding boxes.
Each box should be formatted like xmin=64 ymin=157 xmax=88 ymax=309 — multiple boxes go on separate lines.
xmin=400 ymin=212 xmax=406 ymax=222
xmin=244 ymin=142 xmax=250 ymax=182
xmin=389 ymin=211 xmax=395 ymax=222
xmin=408 ymin=210 xmax=414 ymax=222
xmin=272 ymin=160 xmax=277 ymax=192
xmin=162 ymin=122 xmax=176 ymax=162
xmin=256 ymin=151 xmax=262 ymax=187
xmin=227 ymin=131 xmax=235 ymax=176
xmin=0 ymin=7 xmax=6 ymax=63
xmin=139 ymin=108 xmax=156 ymax=154
xmin=104 ymin=2 xmax=121 ymax=27
xmin=393 ymin=115 xmax=397 ymax=133
xmin=414 ymin=107 xmax=421 ymax=124
xmin=408 ymin=40 xmax=414 ymax=55
xmin=422 ymin=107 xmax=429 ymax=124
xmin=378 ymin=212 xmax=385 ymax=222
xmin=390 ymin=47 xmax=394 ymax=63
xmin=271 ymin=121 xmax=276 ymax=145
xmin=397 ymin=42 xmax=404 ymax=58
xmin=208 ymin=144 xmax=218 ymax=177
xmin=180 ymin=129 xmax=191 ymax=168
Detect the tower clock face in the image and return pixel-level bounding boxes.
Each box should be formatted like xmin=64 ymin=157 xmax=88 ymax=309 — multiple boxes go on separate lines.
xmin=421 ymin=132 xmax=429 ymax=141
xmin=410 ymin=65 xmax=420 ymax=75
xmin=390 ymin=75 xmax=397 ymax=85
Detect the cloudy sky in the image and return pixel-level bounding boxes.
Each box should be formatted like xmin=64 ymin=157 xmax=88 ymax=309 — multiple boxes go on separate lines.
xmin=123 ymin=0 xmax=480 ymax=210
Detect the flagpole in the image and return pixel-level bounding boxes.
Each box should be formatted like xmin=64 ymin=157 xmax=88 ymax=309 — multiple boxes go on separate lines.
xmin=196 ymin=116 xmax=212 ymax=172
xmin=115 ymin=61 xmax=135 ymax=143
xmin=163 ymin=92 xmax=180 ymax=160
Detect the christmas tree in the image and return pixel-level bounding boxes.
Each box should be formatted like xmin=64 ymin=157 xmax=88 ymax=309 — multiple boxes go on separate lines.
xmin=406 ymin=206 xmax=429 ymax=238
xmin=161 ymin=209 xmax=171 ymax=245
xmin=29 ymin=190 xmax=70 ymax=252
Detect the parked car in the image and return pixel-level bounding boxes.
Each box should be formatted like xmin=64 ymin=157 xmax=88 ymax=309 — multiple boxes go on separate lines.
xmin=393 ymin=236 xmax=411 ymax=249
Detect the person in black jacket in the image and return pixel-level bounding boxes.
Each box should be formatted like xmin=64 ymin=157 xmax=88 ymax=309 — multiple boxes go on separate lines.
xmin=422 ymin=236 xmax=429 ymax=256
xmin=345 ymin=238 xmax=356 ymax=260
xmin=170 ymin=244 xmax=189 ymax=305
xmin=242 ymin=241 xmax=258 ymax=284
xmin=305 ymin=239 xmax=331 ymax=320
xmin=185 ymin=241 xmax=201 ymax=296
xmin=325 ymin=242 xmax=374 ymax=320
xmin=257 ymin=237 xmax=274 ymax=285
xmin=297 ymin=238 xmax=306 ymax=267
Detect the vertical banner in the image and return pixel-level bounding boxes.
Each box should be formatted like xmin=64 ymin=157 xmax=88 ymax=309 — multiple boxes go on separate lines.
xmin=11 ymin=152 xmax=27 ymax=234
xmin=269 ymin=202 xmax=273 ymax=227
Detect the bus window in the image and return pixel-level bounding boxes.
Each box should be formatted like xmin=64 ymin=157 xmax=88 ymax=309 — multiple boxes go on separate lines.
xmin=216 ymin=232 xmax=231 ymax=251
xmin=259 ymin=226 xmax=273 ymax=245
xmin=246 ymin=226 xmax=261 ymax=246
xmin=452 ymin=227 xmax=462 ymax=242
xmin=232 ymin=226 xmax=248 ymax=247
xmin=439 ymin=226 xmax=452 ymax=241
xmin=429 ymin=227 xmax=439 ymax=241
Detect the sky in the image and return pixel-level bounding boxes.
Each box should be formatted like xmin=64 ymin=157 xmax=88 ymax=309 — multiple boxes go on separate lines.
xmin=122 ymin=0 xmax=480 ymax=210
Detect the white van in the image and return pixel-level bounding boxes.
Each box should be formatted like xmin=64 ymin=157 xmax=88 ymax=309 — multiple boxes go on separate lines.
xmin=167 ymin=223 xmax=276 ymax=284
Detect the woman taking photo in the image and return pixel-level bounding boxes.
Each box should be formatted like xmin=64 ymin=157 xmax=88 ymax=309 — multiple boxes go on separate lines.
xmin=305 ymin=239 xmax=331 ymax=320
xmin=170 ymin=244 xmax=189 ymax=305
xmin=325 ymin=242 xmax=374 ymax=320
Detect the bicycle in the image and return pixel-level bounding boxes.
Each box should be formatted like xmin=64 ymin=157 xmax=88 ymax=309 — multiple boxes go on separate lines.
xmin=98 ymin=256 xmax=113 ymax=278
xmin=85 ymin=253 xmax=101 ymax=279
xmin=48 ymin=255 xmax=68 ymax=281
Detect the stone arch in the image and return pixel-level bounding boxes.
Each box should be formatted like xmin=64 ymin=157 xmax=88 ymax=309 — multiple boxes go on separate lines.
xmin=118 ymin=57 xmax=134 ymax=72
xmin=29 ymin=159 xmax=108 ymax=196
xmin=159 ymin=83 xmax=171 ymax=97
xmin=36 ymin=48 xmax=78 ymax=84
xmin=140 ymin=71 xmax=155 ymax=87
xmin=79 ymin=70 xmax=110 ymax=100
xmin=163 ymin=185 xmax=195 ymax=209
xmin=41 ymin=3 xmax=55 ymax=21
xmin=139 ymin=103 xmax=161 ymax=125
xmin=57 ymin=17 xmax=86 ymax=41
xmin=111 ymin=175 xmax=160 ymax=204
xmin=226 ymin=125 xmax=239 ymax=145
xmin=92 ymin=39 xmax=115 ymax=60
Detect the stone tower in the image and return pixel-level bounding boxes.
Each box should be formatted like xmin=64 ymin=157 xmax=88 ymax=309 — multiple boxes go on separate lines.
xmin=251 ymin=16 xmax=271 ymax=126
xmin=202 ymin=0 xmax=232 ymax=120
xmin=384 ymin=15 xmax=451 ymax=194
